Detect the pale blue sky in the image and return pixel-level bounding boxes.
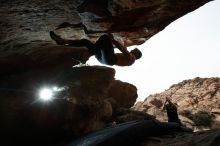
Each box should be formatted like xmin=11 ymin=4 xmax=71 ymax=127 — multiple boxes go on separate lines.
xmin=88 ymin=1 xmax=220 ymax=101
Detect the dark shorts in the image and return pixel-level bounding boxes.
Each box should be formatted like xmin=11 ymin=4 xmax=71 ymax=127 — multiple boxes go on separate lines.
xmin=67 ymin=34 xmax=117 ymax=65
xmin=94 ymin=35 xmax=117 ymax=65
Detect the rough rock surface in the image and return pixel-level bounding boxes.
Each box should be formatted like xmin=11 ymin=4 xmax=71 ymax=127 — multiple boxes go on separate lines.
xmin=141 ymin=128 xmax=220 ymax=146
xmin=0 ymin=0 xmax=212 ymax=75
xmin=0 ymin=0 xmax=216 ymax=145
xmin=0 ymin=66 xmax=138 ymax=136
xmin=133 ymin=77 xmax=220 ymax=130
xmin=108 ymin=80 xmax=138 ymax=108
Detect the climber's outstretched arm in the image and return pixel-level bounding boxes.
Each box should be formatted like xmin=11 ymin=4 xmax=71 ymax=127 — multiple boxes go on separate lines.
xmin=108 ymin=34 xmax=131 ymax=57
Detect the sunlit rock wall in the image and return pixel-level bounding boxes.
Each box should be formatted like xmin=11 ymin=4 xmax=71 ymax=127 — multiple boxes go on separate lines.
xmin=133 ymin=77 xmax=220 ymax=130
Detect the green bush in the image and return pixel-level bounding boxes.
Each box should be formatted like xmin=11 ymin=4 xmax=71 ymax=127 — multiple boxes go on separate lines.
xmin=192 ymin=111 xmax=213 ymax=127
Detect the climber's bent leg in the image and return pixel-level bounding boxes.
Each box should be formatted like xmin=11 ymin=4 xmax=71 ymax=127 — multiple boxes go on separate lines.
xmin=94 ymin=34 xmax=117 ymax=65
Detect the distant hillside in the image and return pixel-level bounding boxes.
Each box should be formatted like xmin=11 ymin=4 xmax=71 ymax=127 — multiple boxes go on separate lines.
xmin=133 ymin=77 xmax=220 ymax=130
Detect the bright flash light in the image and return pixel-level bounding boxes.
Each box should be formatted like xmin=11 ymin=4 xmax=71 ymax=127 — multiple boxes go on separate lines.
xmin=52 ymin=86 xmax=59 ymax=91
xmin=39 ymin=88 xmax=54 ymax=101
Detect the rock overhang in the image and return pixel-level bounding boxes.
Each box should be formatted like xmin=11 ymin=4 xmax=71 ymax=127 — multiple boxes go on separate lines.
xmin=0 ymin=0 xmax=213 ymax=75
xmin=0 ymin=0 xmax=215 ymax=140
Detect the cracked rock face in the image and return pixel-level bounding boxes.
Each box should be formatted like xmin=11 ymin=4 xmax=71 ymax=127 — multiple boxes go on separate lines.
xmin=0 ymin=0 xmax=212 ymax=75
xmin=133 ymin=77 xmax=220 ymax=130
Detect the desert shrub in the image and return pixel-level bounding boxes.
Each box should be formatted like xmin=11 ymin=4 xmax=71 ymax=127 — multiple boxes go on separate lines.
xmin=192 ymin=111 xmax=213 ymax=127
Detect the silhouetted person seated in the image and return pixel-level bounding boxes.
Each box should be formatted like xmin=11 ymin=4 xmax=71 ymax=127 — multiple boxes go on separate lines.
xmin=49 ymin=31 xmax=142 ymax=66
xmin=164 ymin=97 xmax=183 ymax=126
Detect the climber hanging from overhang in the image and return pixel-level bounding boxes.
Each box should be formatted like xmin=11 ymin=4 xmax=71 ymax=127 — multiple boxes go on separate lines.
xmin=50 ymin=31 xmax=142 ymax=66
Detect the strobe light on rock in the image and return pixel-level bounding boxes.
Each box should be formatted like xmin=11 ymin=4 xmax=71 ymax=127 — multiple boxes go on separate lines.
xmin=39 ymin=88 xmax=54 ymax=101
xmin=38 ymin=86 xmax=66 ymax=102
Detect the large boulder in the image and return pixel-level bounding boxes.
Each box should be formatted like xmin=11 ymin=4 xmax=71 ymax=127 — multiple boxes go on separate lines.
xmin=140 ymin=128 xmax=220 ymax=146
xmin=0 ymin=66 xmax=138 ymax=136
